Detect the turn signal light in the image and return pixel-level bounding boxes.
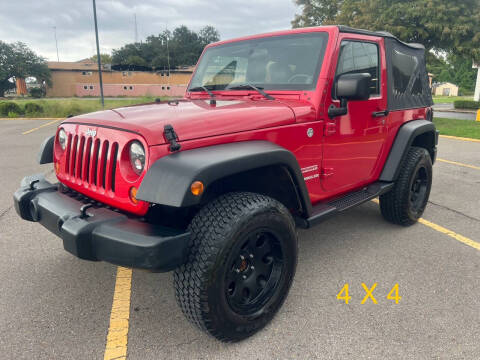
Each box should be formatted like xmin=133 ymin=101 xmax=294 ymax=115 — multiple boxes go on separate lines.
xmin=190 ymin=181 xmax=204 ymax=196
xmin=129 ymin=186 xmax=139 ymax=204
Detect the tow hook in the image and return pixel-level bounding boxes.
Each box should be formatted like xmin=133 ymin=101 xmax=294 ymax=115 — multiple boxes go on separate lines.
xmin=80 ymin=204 xmax=94 ymax=219
xmin=29 ymin=179 xmax=40 ymax=190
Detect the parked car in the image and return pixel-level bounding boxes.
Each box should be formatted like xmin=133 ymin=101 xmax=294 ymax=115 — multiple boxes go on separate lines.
xmin=14 ymin=25 xmax=437 ymax=342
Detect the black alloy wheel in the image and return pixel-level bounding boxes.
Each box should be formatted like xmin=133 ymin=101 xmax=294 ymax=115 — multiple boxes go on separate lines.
xmin=225 ymin=229 xmax=284 ymax=315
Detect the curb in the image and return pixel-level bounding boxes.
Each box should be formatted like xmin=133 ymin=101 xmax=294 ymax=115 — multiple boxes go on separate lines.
xmin=434 ymin=109 xmax=477 ymax=114
xmin=439 ymin=134 xmax=480 ymax=143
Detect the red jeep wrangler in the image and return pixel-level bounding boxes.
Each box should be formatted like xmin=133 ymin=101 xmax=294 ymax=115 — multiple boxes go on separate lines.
xmin=14 ymin=26 xmax=437 ymax=341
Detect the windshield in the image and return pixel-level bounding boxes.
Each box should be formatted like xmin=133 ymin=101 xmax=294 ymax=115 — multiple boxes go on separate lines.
xmin=189 ymin=32 xmax=329 ymax=92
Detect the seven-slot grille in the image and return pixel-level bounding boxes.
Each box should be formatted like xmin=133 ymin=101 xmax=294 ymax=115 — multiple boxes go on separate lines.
xmin=64 ymin=133 xmax=119 ymax=192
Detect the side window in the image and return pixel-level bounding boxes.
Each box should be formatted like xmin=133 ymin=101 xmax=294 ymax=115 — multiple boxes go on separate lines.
xmin=391 ymin=49 xmax=422 ymax=95
xmin=335 ymin=40 xmax=380 ymax=96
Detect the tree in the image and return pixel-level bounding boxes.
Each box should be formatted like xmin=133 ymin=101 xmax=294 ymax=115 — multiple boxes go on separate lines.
xmin=291 ymin=0 xmax=343 ymax=28
xmin=111 ymin=25 xmax=220 ymax=70
xmin=90 ymin=53 xmax=112 ymax=64
xmin=292 ymin=0 xmax=480 ymax=61
xmin=125 ymin=55 xmax=148 ymax=67
xmin=0 ymin=41 xmax=50 ymax=97
xmin=198 ymin=25 xmax=220 ymax=47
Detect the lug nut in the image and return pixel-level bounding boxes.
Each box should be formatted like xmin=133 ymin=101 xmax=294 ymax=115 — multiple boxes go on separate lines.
xmin=240 ymin=255 xmax=245 ymax=260
xmin=250 ymin=266 xmax=255 ymax=270
xmin=249 ymin=254 xmax=254 ymax=258
xmin=235 ymin=269 xmax=240 ymax=273
xmin=242 ymin=275 xmax=247 ymax=279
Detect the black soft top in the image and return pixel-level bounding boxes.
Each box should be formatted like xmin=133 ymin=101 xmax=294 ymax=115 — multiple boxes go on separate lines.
xmin=337 ymin=25 xmax=424 ymax=49
xmin=338 ymin=25 xmax=433 ymax=111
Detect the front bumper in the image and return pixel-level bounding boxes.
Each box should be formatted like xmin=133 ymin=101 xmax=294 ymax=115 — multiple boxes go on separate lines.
xmin=13 ymin=174 xmax=190 ymax=271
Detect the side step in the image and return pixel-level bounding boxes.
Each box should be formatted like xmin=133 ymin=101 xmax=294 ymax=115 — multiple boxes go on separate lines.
xmin=297 ymin=181 xmax=394 ymax=229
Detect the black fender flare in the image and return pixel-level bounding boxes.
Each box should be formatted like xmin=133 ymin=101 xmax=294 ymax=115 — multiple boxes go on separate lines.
xmin=136 ymin=141 xmax=312 ymax=215
xmin=38 ymin=135 xmax=55 ymax=164
xmin=380 ymin=119 xmax=438 ymax=182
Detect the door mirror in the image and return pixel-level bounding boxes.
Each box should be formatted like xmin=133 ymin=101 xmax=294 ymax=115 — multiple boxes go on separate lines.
xmin=328 ymin=73 xmax=372 ymax=118
xmin=335 ymin=73 xmax=371 ymax=101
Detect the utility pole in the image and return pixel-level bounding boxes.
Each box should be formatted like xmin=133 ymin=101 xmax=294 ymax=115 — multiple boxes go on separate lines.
xmin=134 ymin=13 xmax=138 ymax=43
xmin=474 ymin=65 xmax=480 ymax=102
xmin=166 ymin=24 xmax=171 ymax=75
xmin=53 ymin=26 xmax=59 ymax=62
xmin=92 ymin=0 xmax=105 ymax=108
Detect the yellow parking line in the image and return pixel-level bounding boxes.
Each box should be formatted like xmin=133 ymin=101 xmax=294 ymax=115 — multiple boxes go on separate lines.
xmin=0 ymin=117 xmax=63 ymax=121
xmin=22 ymin=119 xmax=60 ymax=135
xmin=371 ymin=199 xmax=479 ymax=251
xmin=439 ymin=135 xmax=480 ymax=143
xmin=418 ymin=218 xmax=480 ymax=251
xmin=104 ymin=267 xmax=132 ymax=360
xmin=437 ymin=158 xmax=480 ymax=171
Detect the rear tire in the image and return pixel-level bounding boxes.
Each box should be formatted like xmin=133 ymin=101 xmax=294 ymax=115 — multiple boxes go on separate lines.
xmin=380 ymin=146 xmax=432 ymax=226
xmin=173 ymin=192 xmax=297 ymax=342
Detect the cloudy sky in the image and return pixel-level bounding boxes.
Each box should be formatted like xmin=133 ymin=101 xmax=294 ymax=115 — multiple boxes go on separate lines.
xmin=0 ymin=0 xmax=299 ymax=62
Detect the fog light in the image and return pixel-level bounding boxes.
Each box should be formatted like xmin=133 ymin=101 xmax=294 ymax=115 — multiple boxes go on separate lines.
xmin=190 ymin=181 xmax=204 ymax=196
xmin=129 ymin=186 xmax=138 ymax=204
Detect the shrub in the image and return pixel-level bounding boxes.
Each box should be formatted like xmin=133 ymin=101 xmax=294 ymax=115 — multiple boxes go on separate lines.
xmin=29 ymin=87 xmax=44 ymax=98
xmin=64 ymin=103 xmax=83 ymax=117
xmin=0 ymin=102 xmax=24 ymax=116
xmin=8 ymin=111 xmax=19 ymax=118
xmin=24 ymin=102 xmax=44 ymax=115
xmin=454 ymin=100 xmax=480 ymax=110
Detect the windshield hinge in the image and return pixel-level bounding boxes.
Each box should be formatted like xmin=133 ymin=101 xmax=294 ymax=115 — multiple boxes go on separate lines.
xmin=164 ymin=124 xmax=181 ymax=152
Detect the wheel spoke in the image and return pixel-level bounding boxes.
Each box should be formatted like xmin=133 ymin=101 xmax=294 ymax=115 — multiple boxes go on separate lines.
xmin=226 ymin=267 xmax=241 ymax=283
xmin=247 ymin=234 xmax=258 ymax=250
xmin=416 ymin=186 xmax=427 ymax=204
xmin=255 ymin=256 xmax=273 ymax=277
xmin=231 ymin=285 xmax=246 ymax=303
xmin=255 ymin=239 xmax=272 ymax=259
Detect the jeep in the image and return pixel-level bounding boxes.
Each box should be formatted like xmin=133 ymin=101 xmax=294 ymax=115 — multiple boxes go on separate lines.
xmin=14 ymin=26 xmax=437 ymax=342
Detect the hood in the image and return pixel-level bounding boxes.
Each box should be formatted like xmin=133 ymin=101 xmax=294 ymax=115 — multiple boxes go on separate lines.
xmin=68 ymin=99 xmax=299 ymax=145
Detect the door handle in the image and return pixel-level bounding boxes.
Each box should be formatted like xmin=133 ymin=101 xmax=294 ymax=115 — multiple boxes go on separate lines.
xmin=372 ymin=110 xmax=389 ymax=118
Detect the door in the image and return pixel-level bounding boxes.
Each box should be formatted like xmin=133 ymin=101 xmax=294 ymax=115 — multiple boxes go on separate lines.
xmin=321 ymin=37 xmax=388 ymax=194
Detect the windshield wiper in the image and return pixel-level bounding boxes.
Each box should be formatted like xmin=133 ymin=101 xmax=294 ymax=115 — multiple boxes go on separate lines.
xmin=189 ymin=85 xmax=215 ymax=99
xmin=225 ymin=83 xmax=275 ymax=100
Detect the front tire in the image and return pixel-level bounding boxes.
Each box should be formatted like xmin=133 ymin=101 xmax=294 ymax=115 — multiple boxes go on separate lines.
xmin=173 ymin=192 xmax=297 ymax=342
xmin=380 ymin=146 xmax=432 ymax=226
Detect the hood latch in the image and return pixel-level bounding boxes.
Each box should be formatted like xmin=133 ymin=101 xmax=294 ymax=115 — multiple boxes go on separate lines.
xmin=164 ymin=124 xmax=181 ymax=152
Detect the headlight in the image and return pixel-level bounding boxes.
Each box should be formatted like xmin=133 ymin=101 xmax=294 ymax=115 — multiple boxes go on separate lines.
xmin=58 ymin=128 xmax=67 ymax=150
xmin=129 ymin=141 xmax=145 ymax=175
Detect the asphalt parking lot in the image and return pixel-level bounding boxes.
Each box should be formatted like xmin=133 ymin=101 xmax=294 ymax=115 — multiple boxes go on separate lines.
xmin=1 ymin=118 xmax=479 ymax=359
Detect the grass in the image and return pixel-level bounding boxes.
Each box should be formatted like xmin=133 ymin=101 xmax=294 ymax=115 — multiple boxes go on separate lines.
xmin=432 ymin=96 xmax=473 ymax=104
xmin=2 ymin=97 xmax=171 ymax=118
xmin=434 ymin=117 xmax=480 ymax=139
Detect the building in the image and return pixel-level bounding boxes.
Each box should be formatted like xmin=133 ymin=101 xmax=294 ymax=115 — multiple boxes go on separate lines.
xmin=46 ymin=60 xmax=194 ymax=98
xmin=432 ymin=82 xmax=459 ymax=97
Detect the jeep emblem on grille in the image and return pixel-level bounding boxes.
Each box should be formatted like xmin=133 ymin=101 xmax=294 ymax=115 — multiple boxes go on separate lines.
xmin=85 ymin=128 xmax=97 ymax=137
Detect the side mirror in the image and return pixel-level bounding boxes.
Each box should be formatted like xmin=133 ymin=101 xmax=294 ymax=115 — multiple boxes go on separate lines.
xmin=328 ymin=73 xmax=372 ymax=118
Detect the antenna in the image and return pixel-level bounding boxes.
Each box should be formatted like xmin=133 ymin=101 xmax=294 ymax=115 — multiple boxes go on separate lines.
xmin=92 ymin=0 xmax=105 ymax=108
xmin=53 ymin=26 xmax=59 ymax=62
xmin=134 ymin=13 xmax=138 ymax=43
